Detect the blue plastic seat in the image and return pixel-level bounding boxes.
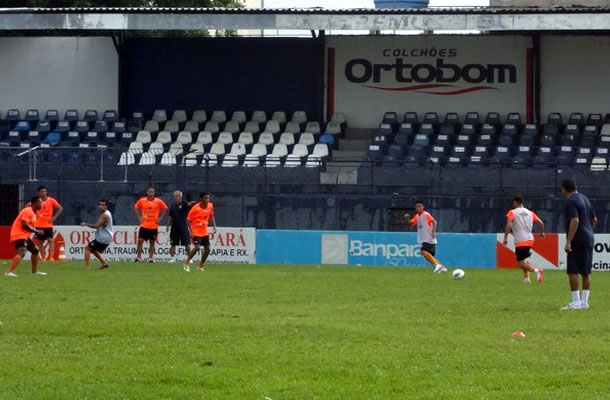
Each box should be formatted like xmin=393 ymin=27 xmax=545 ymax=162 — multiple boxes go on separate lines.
xmin=397 ymin=123 xmax=415 ymax=136
xmin=14 ymin=121 xmax=30 ymax=132
xmin=103 ymin=110 xmax=118 ymax=124
xmin=64 ymin=109 xmax=79 ymax=128
xmin=94 ymin=120 xmax=109 ymax=133
xmin=6 ymin=109 xmax=20 ymax=129
xmin=413 ymin=134 xmax=430 ymax=146
xmin=43 ymin=132 xmax=61 ymax=146
xmin=319 ymin=134 xmax=336 ymax=146
xmin=393 ymin=133 xmax=409 ymax=147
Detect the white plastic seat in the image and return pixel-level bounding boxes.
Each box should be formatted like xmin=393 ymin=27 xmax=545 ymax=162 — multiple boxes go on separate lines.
xmin=601 ymin=124 xmax=610 ymax=136
xmin=305 ymin=155 xmax=321 ymax=168
xmin=169 ymin=142 xmax=184 ymax=155
xmin=223 ymin=121 xmax=240 ymax=134
xmin=331 ymin=112 xmax=346 ymax=125
xmin=192 ymin=110 xmax=207 ymax=124
xmin=139 ymin=152 xmax=157 ymax=165
xmin=160 ymin=152 xmax=176 ymax=166
xmin=183 ymin=153 xmax=199 ymax=167
xmin=305 ymin=122 xmax=321 ymax=134
xmin=203 ymin=121 xmax=220 ymax=134
xmin=271 ymin=143 xmax=288 ymax=157
xmin=265 ymin=154 xmax=281 ymax=168
xmin=258 ymin=132 xmax=275 ymax=146
xmin=298 ymin=132 xmax=315 ymax=146
xmin=222 ymin=154 xmax=239 ymax=167
xmin=176 ymin=131 xmax=193 ymax=145
xmin=263 ymin=120 xmax=281 ymax=134
xmin=325 ymin=121 xmax=342 ymax=135
xmin=196 ymin=131 xmax=214 ymax=145
xmin=229 ymin=143 xmax=246 ymax=156
xmin=188 ymin=143 xmax=205 ymax=154
xmin=152 ymin=109 xmax=167 ymax=122
xmin=211 ymin=110 xmax=227 ymax=124
xmin=163 ymin=120 xmax=180 ymax=134
xmin=217 ymin=132 xmax=234 ymax=145
xmin=201 ymin=153 xmax=218 ymax=167
xmin=183 ymin=121 xmax=199 ymax=133
xmin=252 ymin=111 xmax=267 ymax=124
xmin=313 ymin=143 xmax=329 ymax=158
xmin=155 ymin=131 xmax=172 ymax=145
xmin=284 ymin=154 xmax=302 ymax=168
xmin=251 ymin=143 xmax=268 ymax=157
xmin=271 ymin=111 xmax=287 ymax=124
xmin=210 ymin=142 xmax=226 ymax=155
xmin=148 ymin=142 xmax=164 ymax=155
xmin=292 ymin=144 xmax=310 ymax=157
xmin=244 ymin=121 xmax=261 ymax=134
xmin=243 ymin=154 xmax=261 ymax=167
xmin=237 ymin=132 xmax=254 ymax=145
xmin=590 ymin=157 xmax=607 ymax=171
xmin=279 ymin=132 xmax=295 ymax=146
xmin=135 ymin=130 xmax=152 ymax=144
xmin=128 ymin=141 xmax=144 ymax=154
xmin=143 ymin=121 xmax=159 ymax=133
xmin=171 ymin=110 xmax=187 ymax=123
xmin=292 ymin=111 xmax=307 ymax=124
xmin=231 ymin=111 xmax=247 ymax=124
xmin=117 ymin=152 xmax=135 ymax=165
xmin=284 ymin=121 xmax=301 ymax=134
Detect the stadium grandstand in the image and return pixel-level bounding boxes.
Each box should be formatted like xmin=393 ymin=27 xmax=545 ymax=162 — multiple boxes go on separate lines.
xmin=0 ymin=5 xmax=609 ymax=235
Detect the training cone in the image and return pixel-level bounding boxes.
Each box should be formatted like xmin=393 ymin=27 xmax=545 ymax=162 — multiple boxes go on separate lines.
xmin=55 ymin=233 xmax=67 ymax=261
xmin=511 ymin=331 xmax=526 ymax=338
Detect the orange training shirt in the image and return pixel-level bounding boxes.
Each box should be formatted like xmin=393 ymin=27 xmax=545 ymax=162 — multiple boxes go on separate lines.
xmin=134 ymin=197 xmax=168 ymax=229
xmin=187 ymin=202 xmax=214 ymax=237
xmin=11 ymin=206 xmax=36 ymax=242
xmin=35 ymin=196 xmax=60 ymax=228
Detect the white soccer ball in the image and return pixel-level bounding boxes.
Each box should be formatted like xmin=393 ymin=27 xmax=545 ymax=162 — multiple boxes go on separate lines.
xmin=452 ymin=269 xmax=465 ymax=280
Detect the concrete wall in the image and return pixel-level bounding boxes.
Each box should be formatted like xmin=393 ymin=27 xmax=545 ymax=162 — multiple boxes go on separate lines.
xmin=0 ymin=37 xmax=118 ymax=117
xmin=491 ymin=0 xmax=610 ymax=6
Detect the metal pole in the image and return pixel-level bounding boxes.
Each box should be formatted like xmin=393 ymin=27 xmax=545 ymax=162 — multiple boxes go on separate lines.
xmin=99 ymin=147 xmax=105 ymax=182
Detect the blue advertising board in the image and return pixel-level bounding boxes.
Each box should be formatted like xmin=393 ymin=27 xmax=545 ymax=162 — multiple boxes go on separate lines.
xmin=257 ymin=230 xmax=496 ymax=268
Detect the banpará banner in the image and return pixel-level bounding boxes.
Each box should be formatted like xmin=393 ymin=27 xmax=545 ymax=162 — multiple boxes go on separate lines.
xmin=51 ymin=226 xmax=256 ymax=264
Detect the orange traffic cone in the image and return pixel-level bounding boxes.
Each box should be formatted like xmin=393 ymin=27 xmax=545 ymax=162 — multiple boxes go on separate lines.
xmin=55 ymin=233 xmax=66 ymax=261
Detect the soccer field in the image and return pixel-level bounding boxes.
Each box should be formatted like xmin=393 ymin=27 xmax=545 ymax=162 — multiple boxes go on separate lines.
xmin=1 ymin=262 xmax=609 ymax=400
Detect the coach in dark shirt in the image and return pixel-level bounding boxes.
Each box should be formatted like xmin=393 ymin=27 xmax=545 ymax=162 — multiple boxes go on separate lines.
xmin=167 ymin=190 xmax=196 ymax=263
xmin=560 ymin=179 xmax=598 ymax=310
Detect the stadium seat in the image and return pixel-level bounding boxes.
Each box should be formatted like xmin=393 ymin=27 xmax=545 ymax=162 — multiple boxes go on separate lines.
xmin=211 ymin=110 xmax=227 ymax=125
xmin=560 ymin=134 xmax=577 ymax=146
xmin=506 ymin=113 xmax=522 ymax=129
xmin=138 ymin=152 xmax=157 ymax=165
xmin=398 ymin=123 xmax=415 ymax=137
xmin=44 ymin=110 xmax=59 ymax=128
xmin=510 ymin=154 xmax=529 ymax=168
xmin=271 ymin=143 xmax=289 ymax=158
xmin=279 ymin=132 xmax=295 ymax=146
xmin=217 ymin=132 xmax=234 ymax=145
xmin=498 ymin=135 xmax=514 ymax=146
xmin=587 ymin=113 xmax=603 ymax=129
xmin=231 ymin=111 xmax=247 ymax=125
xmin=229 ymin=143 xmax=246 ymax=157
xmin=542 ymin=124 xmax=559 ymax=137
xmin=244 ymin=121 xmax=261 ymax=135
xmin=84 ymin=110 xmax=98 ymax=126
xmin=103 ymin=110 xmax=118 ymax=124
xmin=378 ymin=123 xmax=394 ymax=137
xmin=243 ymin=154 xmax=261 ymax=167
xmin=594 ymin=147 xmax=608 ymax=158
xmin=423 ymin=112 xmax=439 ymax=128
xmin=148 ymin=142 xmax=164 ymax=155
xmin=419 ymin=124 xmax=435 ymax=136
xmin=312 ymin=143 xmax=330 ymax=159
xmin=455 ymin=134 xmax=473 ymax=146
xmin=460 ymin=124 xmax=476 ymax=137
xmin=292 ymin=111 xmax=307 ymax=124
xmin=182 ymin=121 xmax=199 ymax=134
xmin=292 ymin=144 xmax=310 ymax=157
xmin=152 ymin=109 xmax=167 ymax=122
xmin=557 ymin=146 xmax=574 ymax=166
xmin=494 ymin=146 xmax=511 ymax=160
xmin=430 ymin=145 xmax=447 ymax=159
xmin=485 ymin=112 xmax=502 ymax=127
xmin=367 ymin=145 xmax=383 ymax=161
xmin=171 ymin=110 xmax=187 ymax=123
xmin=94 ymin=121 xmax=109 ymax=134
xmin=188 ymin=143 xmax=205 ymax=155
xmin=252 ymin=111 xmax=267 ymax=124
xmin=63 ymin=109 xmax=79 ymax=127
xmin=382 ymin=112 xmax=398 ymax=128
xmin=169 ymin=142 xmax=184 ymax=156
xmin=413 ymin=134 xmax=430 ymax=147
xmin=258 ymin=132 xmax=275 ymax=146
xmin=547 ymin=112 xmax=563 ymax=127
xmin=393 ymin=134 xmax=409 ymax=147
xmin=127 ymin=118 xmax=143 ymax=133
xmin=540 ymin=134 xmax=558 ymax=146
xmin=144 ymin=120 xmax=160 ymax=134
xmin=222 ymin=154 xmax=240 ymax=167
xmin=221 ymin=121 xmax=238 ymax=135
xmin=435 ymin=134 xmax=450 ymax=146
xmin=568 ymin=113 xmax=584 ymax=128
xmin=135 ymin=130 xmax=152 ymax=144
xmin=582 ymin=125 xmax=598 ymax=137
xmin=43 ymin=132 xmax=61 ymax=146
xmin=74 ymin=121 xmax=90 ymax=136
xmin=238 ymin=132 xmax=254 ymax=146
xmin=192 ymin=110 xmax=207 ymax=124
xmin=450 ymin=146 xmax=468 ymax=161
xmin=599 ymin=135 xmax=610 ymax=148
xmin=263 ymin=120 xmax=281 ymax=135
xmin=439 ymin=124 xmax=455 ymax=136
xmin=102 ymin=131 xmax=118 ymax=146
xmin=573 ymin=157 xmax=590 ymax=169
xmin=471 ymin=146 xmax=489 ymax=160
xmin=65 ymin=131 xmax=81 ymax=146
xmin=251 ymin=143 xmax=268 ymax=157
xmin=272 ymin=111 xmax=287 ymax=124
xmin=25 ymin=109 xmax=39 ymax=125
xmin=84 ymin=131 xmax=99 ymax=145
xmin=196 ymin=131 xmax=214 ymax=146
xmin=590 ymin=157 xmax=607 ymax=171
xmin=128 ymin=141 xmax=144 ymax=155
xmin=111 ymin=122 xmax=126 ymax=135
xmin=203 ymin=121 xmax=220 ymax=135
xmin=264 ymin=154 xmax=281 ymax=168
xmin=330 ymin=112 xmax=347 ymax=126
xmin=284 ymin=154 xmax=302 ymax=168
xmin=580 ymin=135 xmax=596 ymax=148
xmin=176 ymin=131 xmax=193 ymax=145
xmin=464 ymin=112 xmax=480 ymax=128
xmin=118 ymin=151 xmax=135 ymax=165
xmin=564 ymin=124 xmax=581 ymax=137
xmin=284 ymin=121 xmax=302 ymax=134
xmin=577 ymin=147 xmax=593 ymax=159
xmin=480 ymin=124 xmax=496 ymax=137
xmin=210 ymin=142 xmax=226 ymax=155
xmin=298 ymin=132 xmax=316 ymax=146
xmin=387 ymin=144 xmax=405 ymax=159
xmin=182 ymin=152 xmax=200 ymax=167
xmin=5 ymin=110 xmax=19 ymax=129
xmin=600 ymin=124 xmax=610 ymax=136
xmin=325 ymin=122 xmax=343 ymax=136
xmin=155 ymin=131 xmax=172 ymax=146
xmin=403 ymin=112 xmax=419 ymax=126
xmin=305 ymin=122 xmax=321 ymax=135
xmin=160 ymin=152 xmax=177 ymax=166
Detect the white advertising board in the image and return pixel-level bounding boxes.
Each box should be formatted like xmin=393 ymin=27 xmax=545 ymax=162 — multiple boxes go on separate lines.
xmin=559 ymin=234 xmax=610 ymax=272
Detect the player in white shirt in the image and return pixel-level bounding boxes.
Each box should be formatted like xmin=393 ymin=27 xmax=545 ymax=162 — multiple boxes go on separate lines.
xmin=404 ymin=200 xmax=447 ymax=273
xmin=503 ymin=196 xmax=545 ymax=284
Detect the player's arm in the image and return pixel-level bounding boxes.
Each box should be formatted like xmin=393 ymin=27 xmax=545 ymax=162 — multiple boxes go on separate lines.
xmin=81 ymin=214 xmax=108 ymax=229
xmin=403 ymin=213 xmax=415 ymax=230
xmin=533 ymin=214 xmax=545 ymax=237
xmin=134 ymin=202 xmax=143 ymax=223
xmin=210 ymin=215 xmax=217 ymax=234
xmin=22 ymin=220 xmax=43 ymax=235
xmin=565 ymin=217 xmax=579 ymax=253
xmin=503 ymin=218 xmax=513 ymax=245
xmin=51 ymin=202 xmax=63 ymax=223
xmin=592 ymin=216 xmax=598 ymax=230
xmin=429 ymin=216 xmax=437 ymax=239
xmin=166 ymin=213 xmax=173 ymax=232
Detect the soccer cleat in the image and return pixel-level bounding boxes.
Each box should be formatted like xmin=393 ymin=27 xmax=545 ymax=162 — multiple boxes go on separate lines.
xmin=183 ymin=265 xmax=190 ymax=272
xmin=581 ymin=303 xmax=590 ymax=310
xmin=134 ymin=258 xmax=141 ymax=263
xmin=148 ymin=259 xmax=154 ymax=263
xmin=523 ymin=277 xmax=531 ymax=284
xmin=4 ymin=272 xmax=18 ymax=277
xmin=34 ymin=271 xmax=48 ymax=276
xmin=536 ymin=269 xmax=544 ymax=284
xmin=561 ymin=303 xmax=582 ymax=311
xmin=99 ymin=264 xmax=110 ymax=270
xmin=433 ymin=265 xmax=447 ymax=273
xmin=197 ymin=267 xmax=205 ymax=272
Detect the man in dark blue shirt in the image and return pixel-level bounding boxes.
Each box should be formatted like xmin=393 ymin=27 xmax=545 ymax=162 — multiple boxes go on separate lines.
xmin=166 ymin=191 xmax=196 ymax=264
xmin=561 ymin=179 xmax=598 ymax=310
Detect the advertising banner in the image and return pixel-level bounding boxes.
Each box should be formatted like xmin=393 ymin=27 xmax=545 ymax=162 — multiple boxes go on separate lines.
xmin=496 ymin=233 xmax=561 ymax=270
xmin=49 ymin=226 xmax=256 ymax=264
xmin=559 ymin=234 xmax=610 ymax=272
xmin=326 ymin=35 xmax=531 ymax=128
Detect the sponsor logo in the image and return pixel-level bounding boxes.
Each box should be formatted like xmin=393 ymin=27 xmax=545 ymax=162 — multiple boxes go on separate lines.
xmin=349 ymin=240 xmax=421 ymax=259
xmin=345 ymin=58 xmax=516 ymax=95
xmin=593 ymin=261 xmax=610 ymax=270
xmin=594 ymin=242 xmax=610 ymax=253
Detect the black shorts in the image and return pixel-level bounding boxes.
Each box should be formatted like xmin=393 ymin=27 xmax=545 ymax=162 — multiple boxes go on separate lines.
xmin=192 ymin=235 xmax=210 ymax=247
xmin=34 ymin=227 xmax=54 ymax=240
xmin=567 ymin=246 xmax=593 ymax=275
xmin=420 ymin=242 xmax=436 ymax=256
xmin=170 ymin=227 xmax=191 ymax=246
xmin=14 ymin=238 xmax=39 ymax=255
xmin=515 ymin=246 xmax=532 ymax=261
xmin=138 ymin=227 xmax=158 ymax=241
xmin=87 ymin=240 xmax=110 ymax=253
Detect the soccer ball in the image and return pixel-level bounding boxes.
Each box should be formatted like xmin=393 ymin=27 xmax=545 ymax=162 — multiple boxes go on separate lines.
xmin=452 ymin=269 xmax=465 ymax=280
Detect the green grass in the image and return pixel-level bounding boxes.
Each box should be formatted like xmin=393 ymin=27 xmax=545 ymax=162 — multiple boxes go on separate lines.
xmin=1 ymin=262 xmax=609 ymax=400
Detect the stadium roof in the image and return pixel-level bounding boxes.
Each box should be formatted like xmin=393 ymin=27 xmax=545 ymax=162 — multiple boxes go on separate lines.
xmin=1 ymin=6 xmax=610 ymax=32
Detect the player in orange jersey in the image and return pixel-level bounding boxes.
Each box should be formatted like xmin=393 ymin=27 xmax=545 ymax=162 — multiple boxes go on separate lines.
xmin=134 ymin=187 xmax=168 ymax=263
xmin=404 ymin=200 xmax=447 ymax=273
xmin=5 ymin=196 xmax=47 ymax=277
xmin=184 ymin=192 xmax=217 ymax=272
xmin=34 ymin=186 xmax=63 ymax=261
xmin=503 ymin=195 xmax=545 ymax=284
